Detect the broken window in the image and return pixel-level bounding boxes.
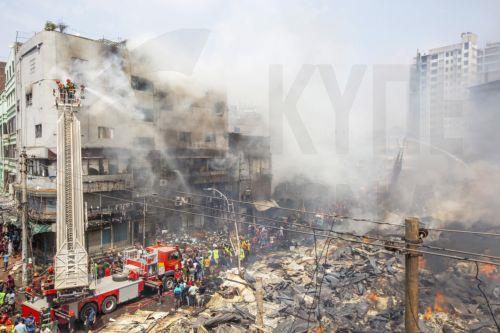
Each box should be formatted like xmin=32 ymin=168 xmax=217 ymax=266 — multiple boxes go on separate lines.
xmin=131 ymin=75 xmax=153 ymax=91
xmin=35 ymin=124 xmax=42 ymax=138
xmin=26 ymin=92 xmax=33 ymax=106
xmin=98 ymin=126 xmax=114 ymax=139
xmin=88 ymin=159 xmax=100 ymax=175
xmin=179 ymin=132 xmax=191 ymax=145
xmin=205 ymin=133 xmax=216 ymax=143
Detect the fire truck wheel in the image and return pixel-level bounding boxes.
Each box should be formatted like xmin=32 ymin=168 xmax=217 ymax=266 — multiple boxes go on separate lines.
xmin=101 ymin=296 xmax=118 ymax=314
xmin=112 ymin=273 xmax=128 ymax=282
xmin=80 ymin=302 xmax=98 ymax=322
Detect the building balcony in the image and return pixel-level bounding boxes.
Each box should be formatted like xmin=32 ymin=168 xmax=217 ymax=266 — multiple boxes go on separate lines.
xmin=82 ymin=173 xmax=133 ymax=192
xmin=28 ymin=210 xmax=56 ymax=222
xmin=189 ymin=170 xmax=228 ymax=184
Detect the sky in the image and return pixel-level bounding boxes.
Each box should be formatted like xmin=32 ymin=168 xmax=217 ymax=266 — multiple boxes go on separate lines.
xmin=1 ymin=0 xmax=499 ymax=62
xmin=1 ymin=0 xmax=500 ymax=185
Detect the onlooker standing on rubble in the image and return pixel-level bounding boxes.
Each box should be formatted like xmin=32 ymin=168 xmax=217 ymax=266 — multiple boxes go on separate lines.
xmin=187 ymin=284 xmax=199 ymax=306
xmin=6 ymin=289 xmax=16 ymax=315
xmin=173 ymin=283 xmax=183 ymax=308
xmin=6 ymin=275 xmax=15 ymax=291
xmin=7 ymin=240 xmax=13 ymax=256
xmin=203 ymin=255 xmax=211 ymax=278
xmin=180 ymin=280 xmax=187 ymax=306
xmin=174 ymin=268 xmax=182 ymax=283
xmin=3 ymin=253 xmax=9 ymax=272
xmin=212 ymin=245 xmax=219 ymax=266
xmin=157 ymin=282 xmax=164 ymax=305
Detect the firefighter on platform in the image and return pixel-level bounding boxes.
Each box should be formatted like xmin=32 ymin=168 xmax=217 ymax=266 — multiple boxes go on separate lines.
xmin=55 ymin=80 xmax=65 ymax=104
xmin=66 ymin=79 xmax=76 ymax=100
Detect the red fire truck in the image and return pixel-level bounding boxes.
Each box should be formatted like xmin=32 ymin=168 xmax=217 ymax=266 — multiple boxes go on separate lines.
xmin=22 ymin=244 xmax=182 ymax=324
xmin=22 ymin=84 xmax=183 ymax=325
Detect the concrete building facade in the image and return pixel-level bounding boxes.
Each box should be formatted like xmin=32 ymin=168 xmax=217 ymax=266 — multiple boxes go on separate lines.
xmin=0 ymin=45 xmax=19 ymax=193
xmin=409 ymin=32 xmax=479 ymax=154
xmin=478 ymin=42 xmax=500 ymax=84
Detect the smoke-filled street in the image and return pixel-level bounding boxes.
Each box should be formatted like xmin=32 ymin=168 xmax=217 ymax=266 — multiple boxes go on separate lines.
xmin=0 ymin=1 xmax=499 ymax=332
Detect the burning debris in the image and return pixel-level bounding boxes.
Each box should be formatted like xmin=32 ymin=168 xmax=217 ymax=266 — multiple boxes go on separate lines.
xmin=109 ymin=236 xmax=497 ymax=333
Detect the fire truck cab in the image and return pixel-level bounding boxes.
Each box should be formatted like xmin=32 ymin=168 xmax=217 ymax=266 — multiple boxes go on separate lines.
xmin=123 ymin=243 xmax=182 ymax=288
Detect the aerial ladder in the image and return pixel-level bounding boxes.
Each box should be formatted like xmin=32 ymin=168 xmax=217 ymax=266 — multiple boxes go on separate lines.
xmin=53 ymin=83 xmax=90 ymax=302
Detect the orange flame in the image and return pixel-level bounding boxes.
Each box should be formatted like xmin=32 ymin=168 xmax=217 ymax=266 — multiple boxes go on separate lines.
xmin=423 ymin=292 xmax=448 ymax=320
xmin=434 ymin=292 xmax=447 ymax=313
xmin=479 ymin=264 xmax=498 ymax=279
xmin=423 ymin=306 xmax=433 ymax=320
xmin=367 ymin=292 xmax=378 ymax=302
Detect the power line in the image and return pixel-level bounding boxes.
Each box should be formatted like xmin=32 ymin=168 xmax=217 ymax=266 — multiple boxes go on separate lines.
xmin=26 ymin=162 xmax=500 ymax=238
xmin=120 ymin=189 xmax=407 ymax=246
xmin=87 ymin=192 xmax=500 ymax=267
xmin=154 ymin=186 xmax=500 ymax=237
xmin=19 ymin=176 xmax=499 ymax=262
xmin=421 ymin=244 xmax=500 ymax=261
xmin=424 ymin=226 xmax=500 ymax=237
xmin=122 ymin=188 xmax=500 ymax=261
xmin=158 ymin=187 xmax=405 ymax=228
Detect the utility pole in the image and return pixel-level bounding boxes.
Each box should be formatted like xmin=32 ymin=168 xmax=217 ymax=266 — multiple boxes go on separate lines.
xmin=405 ymin=217 xmax=420 ymax=333
xmin=255 ymin=277 xmax=265 ymax=330
xmin=20 ymin=149 xmax=28 ymax=286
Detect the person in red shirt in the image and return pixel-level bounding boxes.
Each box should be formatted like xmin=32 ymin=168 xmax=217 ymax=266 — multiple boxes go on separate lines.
xmin=104 ymin=266 xmax=111 ymax=277
xmin=174 ymin=269 xmax=182 ymax=283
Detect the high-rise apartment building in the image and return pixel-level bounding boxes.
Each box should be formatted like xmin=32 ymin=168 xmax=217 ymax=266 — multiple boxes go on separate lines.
xmin=478 ymin=42 xmax=500 ymax=83
xmin=409 ymin=32 xmax=479 ymax=154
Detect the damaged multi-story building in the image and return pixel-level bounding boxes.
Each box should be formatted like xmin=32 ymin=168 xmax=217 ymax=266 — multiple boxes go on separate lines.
xmin=8 ymin=27 xmax=272 ymax=262
xmin=14 ymin=30 xmax=140 ymax=261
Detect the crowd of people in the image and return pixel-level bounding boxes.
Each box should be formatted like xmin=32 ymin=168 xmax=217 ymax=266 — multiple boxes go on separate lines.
xmin=0 ymin=226 xmax=20 ymax=273
xmin=0 ymin=218 xmax=291 ymax=332
xmin=153 ymin=221 xmax=290 ymax=312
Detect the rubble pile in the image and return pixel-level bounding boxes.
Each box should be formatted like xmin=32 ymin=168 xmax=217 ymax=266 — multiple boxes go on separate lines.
xmin=155 ymin=238 xmax=498 ymax=333
xmin=101 ymin=310 xmax=169 ymax=332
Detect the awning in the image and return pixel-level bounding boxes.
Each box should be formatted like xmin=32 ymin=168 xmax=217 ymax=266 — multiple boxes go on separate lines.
xmin=29 ymin=221 xmax=55 ymax=235
xmin=253 ymin=200 xmax=280 ymax=212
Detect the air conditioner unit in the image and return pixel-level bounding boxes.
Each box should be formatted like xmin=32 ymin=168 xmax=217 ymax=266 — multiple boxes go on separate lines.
xmin=159 ymin=179 xmax=168 ymax=186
